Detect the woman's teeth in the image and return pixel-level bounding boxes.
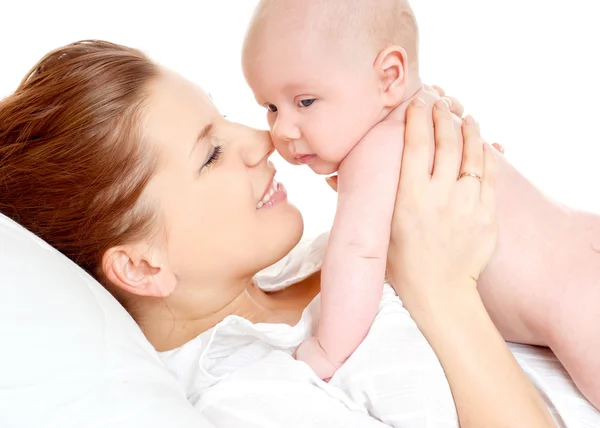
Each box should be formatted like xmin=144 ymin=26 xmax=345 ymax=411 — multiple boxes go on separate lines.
xmin=256 ymin=181 xmax=278 ymax=209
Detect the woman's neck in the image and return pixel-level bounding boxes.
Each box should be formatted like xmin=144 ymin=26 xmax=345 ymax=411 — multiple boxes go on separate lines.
xmin=137 ymin=272 xmax=321 ymax=352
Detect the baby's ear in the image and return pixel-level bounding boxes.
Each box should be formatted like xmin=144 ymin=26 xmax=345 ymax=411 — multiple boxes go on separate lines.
xmin=374 ymin=46 xmax=408 ymax=107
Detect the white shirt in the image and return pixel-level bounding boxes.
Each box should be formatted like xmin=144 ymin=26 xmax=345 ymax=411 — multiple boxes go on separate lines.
xmin=160 ymin=234 xmax=600 ymax=427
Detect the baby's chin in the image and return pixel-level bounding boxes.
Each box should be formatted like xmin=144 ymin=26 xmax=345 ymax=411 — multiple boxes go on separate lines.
xmin=308 ymin=160 xmax=339 ymax=176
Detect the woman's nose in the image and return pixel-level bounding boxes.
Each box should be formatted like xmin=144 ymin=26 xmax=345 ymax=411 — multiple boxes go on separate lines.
xmin=241 ymin=127 xmax=274 ymax=167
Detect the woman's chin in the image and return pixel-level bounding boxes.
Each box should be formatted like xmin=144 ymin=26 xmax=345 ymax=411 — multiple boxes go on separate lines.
xmin=261 ymin=206 xmax=304 ymax=269
xmin=279 ymin=206 xmax=304 ymax=250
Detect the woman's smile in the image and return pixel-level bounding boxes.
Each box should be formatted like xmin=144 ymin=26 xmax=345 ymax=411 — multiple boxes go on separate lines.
xmin=257 ymin=178 xmax=287 ymax=209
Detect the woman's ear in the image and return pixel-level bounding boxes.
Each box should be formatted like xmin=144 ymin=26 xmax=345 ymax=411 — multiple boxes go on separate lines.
xmin=102 ymin=244 xmax=176 ymax=298
xmin=374 ymin=46 xmax=409 ymax=107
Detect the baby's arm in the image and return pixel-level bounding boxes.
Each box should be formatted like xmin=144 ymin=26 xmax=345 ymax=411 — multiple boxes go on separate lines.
xmin=296 ymin=120 xmax=405 ymax=379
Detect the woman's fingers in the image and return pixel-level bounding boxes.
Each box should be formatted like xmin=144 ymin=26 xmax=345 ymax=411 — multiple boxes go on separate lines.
xmin=431 ymin=99 xmax=461 ymax=183
xmin=425 ymin=85 xmax=464 ymax=118
xmin=325 ymin=175 xmax=338 ymax=192
xmin=430 ymin=85 xmax=446 ymax=97
xmin=480 ymin=142 xmax=497 ymax=208
xmin=444 ymin=96 xmax=464 ymax=117
xmin=492 ymin=142 xmax=504 ymax=154
xmin=427 ymin=85 xmax=464 ymax=117
xmin=388 ymin=99 xmax=499 ymax=315
xmin=399 ymin=98 xmax=431 ymax=193
xmin=457 ymin=116 xmax=484 ymax=198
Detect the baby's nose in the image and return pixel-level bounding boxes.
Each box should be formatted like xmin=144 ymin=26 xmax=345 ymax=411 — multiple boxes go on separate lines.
xmin=273 ymin=116 xmax=301 ymax=142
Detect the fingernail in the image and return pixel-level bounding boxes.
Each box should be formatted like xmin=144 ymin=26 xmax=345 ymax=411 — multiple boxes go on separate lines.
xmin=492 ymin=143 xmax=504 ymax=153
xmin=411 ymin=98 xmax=425 ymax=108
xmin=325 ymin=175 xmax=338 ymax=188
xmin=434 ymin=99 xmax=449 ymax=111
xmin=465 ymin=115 xmax=476 ymax=126
xmin=443 ymin=97 xmax=453 ymax=107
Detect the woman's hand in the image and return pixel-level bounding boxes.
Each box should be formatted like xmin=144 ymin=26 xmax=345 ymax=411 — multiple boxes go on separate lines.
xmin=386 ymin=98 xmax=497 ymax=314
xmin=427 ymin=85 xmax=465 ymax=117
xmin=385 ymin=99 xmax=555 ymax=428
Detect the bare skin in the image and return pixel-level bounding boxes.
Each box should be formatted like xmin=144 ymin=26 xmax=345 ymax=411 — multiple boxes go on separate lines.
xmin=477 ymin=150 xmax=600 ymax=409
xmin=108 ymin=69 xmax=553 ymax=425
xmin=242 ymin=0 xmax=600 ymax=406
xmin=324 ymin=86 xmax=600 ymax=408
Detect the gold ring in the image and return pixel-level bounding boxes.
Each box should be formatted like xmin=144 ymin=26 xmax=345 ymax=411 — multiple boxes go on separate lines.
xmin=458 ymin=171 xmax=482 ymax=182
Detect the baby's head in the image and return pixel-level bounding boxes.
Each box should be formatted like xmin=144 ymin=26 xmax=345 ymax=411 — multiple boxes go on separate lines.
xmin=243 ymin=0 xmax=419 ymax=175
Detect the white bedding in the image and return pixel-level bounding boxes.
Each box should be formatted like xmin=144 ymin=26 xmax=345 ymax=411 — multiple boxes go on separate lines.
xmin=160 ymin=233 xmax=600 ymax=427
xmin=0 ymin=213 xmax=208 ymax=428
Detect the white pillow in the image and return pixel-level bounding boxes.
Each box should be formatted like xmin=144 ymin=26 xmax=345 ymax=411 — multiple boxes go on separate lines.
xmin=0 ymin=213 xmax=212 ymax=428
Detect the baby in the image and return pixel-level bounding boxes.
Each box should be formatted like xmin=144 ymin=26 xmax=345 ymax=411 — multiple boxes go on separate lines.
xmin=242 ymin=0 xmax=600 ymax=408
xmin=243 ymin=0 xmax=432 ymax=380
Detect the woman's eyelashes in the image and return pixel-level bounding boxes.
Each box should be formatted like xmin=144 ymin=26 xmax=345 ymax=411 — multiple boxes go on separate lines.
xmin=201 ymin=145 xmax=223 ymax=171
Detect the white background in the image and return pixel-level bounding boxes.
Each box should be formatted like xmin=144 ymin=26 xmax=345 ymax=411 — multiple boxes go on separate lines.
xmin=2 ymin=0 xmax=599 ymax=238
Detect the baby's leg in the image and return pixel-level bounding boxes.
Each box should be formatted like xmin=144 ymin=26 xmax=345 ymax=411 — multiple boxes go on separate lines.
xmin=550 ymin=287 xmax=600 ymax=410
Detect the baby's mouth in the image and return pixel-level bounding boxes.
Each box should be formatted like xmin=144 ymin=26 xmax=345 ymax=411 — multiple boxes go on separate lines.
xmin=294 ymin=154 xmax=317 ymax=165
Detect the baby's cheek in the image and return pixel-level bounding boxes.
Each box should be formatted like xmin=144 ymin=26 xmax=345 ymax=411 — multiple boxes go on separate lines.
xmin=271 ymin=136 xmax=296 ymax=165
xmin=310 ymin=126 xmax=359 ymax=164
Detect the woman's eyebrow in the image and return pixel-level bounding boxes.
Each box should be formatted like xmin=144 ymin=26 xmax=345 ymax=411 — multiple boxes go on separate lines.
xmin=190 ymin=123 xmax=213 ymax=157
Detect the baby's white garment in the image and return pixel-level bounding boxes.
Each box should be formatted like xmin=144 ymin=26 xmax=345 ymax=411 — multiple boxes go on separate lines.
xmin=160 ymin=233 xmax=600 ymax=427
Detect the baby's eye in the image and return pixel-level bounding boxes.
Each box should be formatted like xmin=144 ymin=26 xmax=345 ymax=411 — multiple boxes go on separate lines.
xmin=266 ymin=104 xmax=278 ymax=113
xmin=298 ymin=99 xmax=315 ymax=108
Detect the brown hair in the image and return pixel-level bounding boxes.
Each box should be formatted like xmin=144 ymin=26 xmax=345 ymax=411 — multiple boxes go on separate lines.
xmin=0 ymin=40 xmax=160 ymax=284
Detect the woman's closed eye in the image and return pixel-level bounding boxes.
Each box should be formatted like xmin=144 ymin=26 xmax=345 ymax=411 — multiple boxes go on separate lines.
xmin=200 ymin=145 xmax=222 ymax=172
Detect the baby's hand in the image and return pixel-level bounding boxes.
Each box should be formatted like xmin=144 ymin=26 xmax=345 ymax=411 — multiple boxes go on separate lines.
xmin=295 ymin=336 xmax=341 ymax=381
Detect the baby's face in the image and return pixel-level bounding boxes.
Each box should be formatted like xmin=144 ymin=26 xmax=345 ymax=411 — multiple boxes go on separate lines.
xmin=243 ymin=33 xmax=384 ymax=175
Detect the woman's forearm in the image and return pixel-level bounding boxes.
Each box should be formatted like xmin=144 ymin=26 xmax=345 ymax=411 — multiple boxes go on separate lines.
xmin=414 ymin=289 xmax=555 ymax=428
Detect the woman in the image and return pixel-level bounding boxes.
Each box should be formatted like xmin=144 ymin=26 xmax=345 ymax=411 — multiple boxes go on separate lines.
xmin=0 ymin=41 xmax=553 ymax=427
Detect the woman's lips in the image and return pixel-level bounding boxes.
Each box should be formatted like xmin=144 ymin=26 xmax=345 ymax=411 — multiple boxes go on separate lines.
xmin=256 ymin=180 xmax=287 ymax=209
xmin=295 ymin=154 xmax=317 ymax=165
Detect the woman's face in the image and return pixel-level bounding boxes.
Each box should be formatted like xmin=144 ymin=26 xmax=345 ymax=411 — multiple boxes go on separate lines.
xmin=141 ymin=69 xmax=303 ymax=305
